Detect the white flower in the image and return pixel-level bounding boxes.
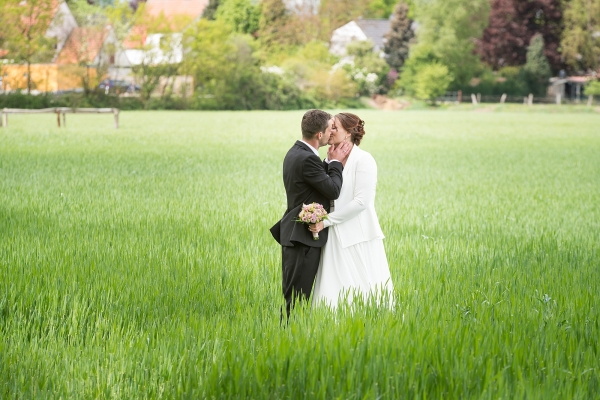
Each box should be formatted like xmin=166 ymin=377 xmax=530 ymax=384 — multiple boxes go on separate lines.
xmin=366 ymin=73 xmax=377 ymax=83
xmin=260 ymin=66 xmax=285 ymax=75
xmin=354 ymin=72 xmax=365 ymax=80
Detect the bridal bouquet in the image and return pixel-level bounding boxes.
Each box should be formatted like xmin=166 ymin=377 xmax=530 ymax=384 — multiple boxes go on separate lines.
xmin=296 ymin=203 xmax=328 ymax=240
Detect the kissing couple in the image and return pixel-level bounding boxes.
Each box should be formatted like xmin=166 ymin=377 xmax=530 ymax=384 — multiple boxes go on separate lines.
xmin=270 ymin=109 xmax=394 ymax=319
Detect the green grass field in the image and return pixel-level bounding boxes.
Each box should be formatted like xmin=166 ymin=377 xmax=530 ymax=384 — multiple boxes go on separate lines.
xmin=1 ymin=110 xmax=599 ymax=399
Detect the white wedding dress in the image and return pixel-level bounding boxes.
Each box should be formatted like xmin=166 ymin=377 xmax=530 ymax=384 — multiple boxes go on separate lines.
xmin=312 ymin=145 xmax=394 ymax=309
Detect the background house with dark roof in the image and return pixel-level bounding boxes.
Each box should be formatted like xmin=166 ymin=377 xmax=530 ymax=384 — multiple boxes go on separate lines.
xmin=330 ymin=18 xmax=391 ymax=56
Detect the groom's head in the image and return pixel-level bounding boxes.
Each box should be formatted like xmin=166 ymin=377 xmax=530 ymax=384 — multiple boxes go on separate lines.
xmin=302 ymin=109 xmax=332 ymax=148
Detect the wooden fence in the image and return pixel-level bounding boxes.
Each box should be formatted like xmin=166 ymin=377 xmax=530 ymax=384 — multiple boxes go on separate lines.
xmin=1 ymin=107 xmax=119 ymax=128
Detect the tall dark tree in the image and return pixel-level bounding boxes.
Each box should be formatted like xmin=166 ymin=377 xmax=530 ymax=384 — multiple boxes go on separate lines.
xmin=477 ymin=0 xmax=563 ymax=72
xmin=383 ymin=2 xmax=414 ymax=71
xmin=202 ymin=0 xmax=220 ymax=20
xmin=524 ymin=34 xmax=552 ymax=95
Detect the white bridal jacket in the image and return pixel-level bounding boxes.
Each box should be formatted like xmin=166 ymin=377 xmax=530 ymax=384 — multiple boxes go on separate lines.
xmin=323 ymin=145 xmax=384 ymax=248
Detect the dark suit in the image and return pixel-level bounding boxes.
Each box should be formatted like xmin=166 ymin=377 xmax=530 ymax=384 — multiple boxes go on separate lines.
xmin=270 ymin=141 xmax=343 ymax=318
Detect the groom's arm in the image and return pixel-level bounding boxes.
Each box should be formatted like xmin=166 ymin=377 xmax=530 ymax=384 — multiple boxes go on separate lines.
xmin=303 ymin=155 xmax=343 ymax=200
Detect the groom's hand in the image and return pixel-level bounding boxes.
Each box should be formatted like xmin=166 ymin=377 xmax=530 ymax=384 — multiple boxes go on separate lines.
xmin=309 ymin=222 xmax=324 ymax=233
xmin=328 ymin=141 xmax=351 ymax=162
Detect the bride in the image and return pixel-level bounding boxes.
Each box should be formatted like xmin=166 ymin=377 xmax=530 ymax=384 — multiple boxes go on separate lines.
xmin=309 ymin=112 xmax=394 ymax=309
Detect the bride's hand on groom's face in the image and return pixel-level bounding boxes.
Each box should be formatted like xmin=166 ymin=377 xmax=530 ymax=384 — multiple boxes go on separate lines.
xmin=309 ymin=222 xmax=324 ymax=233
xmin=328 ymin=141 xmax=351 ymax=162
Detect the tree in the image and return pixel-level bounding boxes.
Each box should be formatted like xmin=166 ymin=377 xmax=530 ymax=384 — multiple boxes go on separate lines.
xmin=215 ymin=0 xmax=260 ymax=35
xmin=365 ymin=0 xmax=400 ymax=18
xmin=412 ymin=0 xmax=490 ymax=88
xmin=383 ymin=2 xmax=414 ymax=71
xmin=414 ymin=63 xmax=453 ymax=101
xmin=585 ymin=80 xmax=600 ymax=103
xmin=477 ymin=0 xmax=563 ymax=72
xmin=396 ymin=44 xmax=438 ymax=95
xmin=524 ymin=34 xmax=552 ymax=96
xmin=182 ymin=19 xmax=234 ymax=94
xmin=202 ymin=0 xmax=220 ymax=20
xmin=318 ymin=0 xmax=369 ymax=41
xmin=560 ymin=0 xmax=600 ymax=72
xmin=345 ymin=40 xmax=390 ymax=95
xmin=2 ymin=0 xmax=57 ymax=93
xmin=257 ymin=0 xmax=291 ymax=47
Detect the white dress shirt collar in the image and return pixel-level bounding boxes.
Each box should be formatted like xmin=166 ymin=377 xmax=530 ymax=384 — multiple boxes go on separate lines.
xmin=300 ymin=140 xmax=320 ymax=157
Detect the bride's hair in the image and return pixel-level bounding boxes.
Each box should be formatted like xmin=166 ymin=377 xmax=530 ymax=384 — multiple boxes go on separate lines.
xmin=335 ymin=113 xmax=365 ymax=146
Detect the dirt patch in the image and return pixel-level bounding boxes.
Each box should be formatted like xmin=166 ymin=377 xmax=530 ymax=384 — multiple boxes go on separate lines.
xmin=367 ymin=95 xmax=409 ymax=110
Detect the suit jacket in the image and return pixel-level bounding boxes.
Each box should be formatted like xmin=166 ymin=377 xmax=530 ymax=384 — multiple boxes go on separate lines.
xmin=270 ymin=141 xmax=343 ymax=247
xmin=322 ymin=145 xmax=384 ymax=248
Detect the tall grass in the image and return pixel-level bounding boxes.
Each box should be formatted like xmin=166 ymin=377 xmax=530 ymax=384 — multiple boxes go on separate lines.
xmin=1 ymin=110 xmax=599 ymax=398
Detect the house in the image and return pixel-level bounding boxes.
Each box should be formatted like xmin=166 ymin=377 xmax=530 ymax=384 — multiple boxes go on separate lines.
xmin=114 ymin=0 xmax=207 ymax=94
xmin=55 ymin=26 xmax=132 ymax=87
xmin=548 ymin=75 xmax=592 ymax=101
xmin=122 ymin=0 xmax=207 ymax=68
xmin=0 ymin=0 xmax=78 ymax=59
xmin=0 ymin=0 xmax=79 ymax=92
xmin=330 ymin=18 xmax=391 ymax=56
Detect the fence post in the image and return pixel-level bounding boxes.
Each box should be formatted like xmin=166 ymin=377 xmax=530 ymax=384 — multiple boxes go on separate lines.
xmin=587 ymin=95 xmax=593 ymax=107
xmin=113 ymin=108 xmax=119 ymax=129
xmin=477 ymin=93 xmax=481 ymax=104
xmin=556 ymin=94 xmax=561 ymax=105
xmin=56 ymin=110 xmax=61 ymax=127
xmin=458 ymin=90 xmax=462 ymax=104
xmin=500 ymin=94 xmax=507 ymax=104
xmin=471 ymin=93 xmax=478 ymax=105
xmin=528 ymin=94 xmax=533 ymax=106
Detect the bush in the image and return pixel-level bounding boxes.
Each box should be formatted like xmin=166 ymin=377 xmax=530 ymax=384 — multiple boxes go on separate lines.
xmin=414 ymin=63 xmax=453 ymax=101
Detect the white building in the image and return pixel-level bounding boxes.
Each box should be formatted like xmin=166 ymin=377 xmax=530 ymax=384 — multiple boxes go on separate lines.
xmin=330 ymin=18 xmax=391 ymax=56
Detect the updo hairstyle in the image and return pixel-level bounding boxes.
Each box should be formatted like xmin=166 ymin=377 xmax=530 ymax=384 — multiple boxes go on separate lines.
xmin=335 ymin=113 xmax=365 ymax=146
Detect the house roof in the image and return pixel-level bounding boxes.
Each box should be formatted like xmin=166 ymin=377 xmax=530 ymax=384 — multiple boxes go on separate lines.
xmin=55 ymin=26 xmax=109 ymax=65
xmin=123 ymin=0 xmax=207 ymax=49
xmin=355 ymin=18 xmax=391 ymax=51
xmin=145 ymin=0 xmax=208 ymax=19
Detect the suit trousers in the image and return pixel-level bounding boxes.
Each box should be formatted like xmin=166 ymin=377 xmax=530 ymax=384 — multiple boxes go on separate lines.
xmin=281 ymin=243 xmax=321 ymax=318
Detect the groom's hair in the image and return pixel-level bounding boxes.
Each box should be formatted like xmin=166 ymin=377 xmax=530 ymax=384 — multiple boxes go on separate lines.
xmin=301 ymin=109 xmax=331 ymax=139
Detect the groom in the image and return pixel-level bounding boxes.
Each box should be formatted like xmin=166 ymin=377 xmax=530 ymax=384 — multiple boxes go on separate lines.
xmin=270 ymin=109 xmax=351 ymax=319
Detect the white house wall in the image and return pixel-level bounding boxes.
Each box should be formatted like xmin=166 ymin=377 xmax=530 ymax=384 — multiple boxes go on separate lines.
xmin=330 ymin=21 xmax=368 ymax=56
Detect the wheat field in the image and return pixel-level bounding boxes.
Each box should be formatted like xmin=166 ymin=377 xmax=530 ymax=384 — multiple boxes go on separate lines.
xmin=1 ymin=110 xmax=599 ymax=398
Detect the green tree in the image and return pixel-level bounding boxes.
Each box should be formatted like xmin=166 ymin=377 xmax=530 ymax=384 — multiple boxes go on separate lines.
xmin=396 ymin=44 xmax=438 ymax=95
xmin=2 ymin=0 xmax=57 ymax=93
xmin=384 ymin=2 xmax=414 ymax=71
xmin=258 ymin=0 xmax=293 ymax=47
xmin=586 ymin=80 xmax=600 ymax=95
xmin=183 ymin=19 xmax=234 ymax=95
xmin=411 ymin=0 xmax=490 ymax=88
xmin=215 ymin=0 xmax=260 ymax=35
xmin=414 ymin=63 xmax=453 ymax=101
xmin=524 ymin=34 xmax=552 ymax=96
xmin=202 ymin=0 xmax=220 ymax=20
xmin=345 ymin=40 xmax=390 ymax=95
xmin=318 ymin=0 xmax=369 ymax=41
xmin=561 ymin=0 xmax=600 ymax=72
xmin=365 ymin=0 xmax=400 ymax=18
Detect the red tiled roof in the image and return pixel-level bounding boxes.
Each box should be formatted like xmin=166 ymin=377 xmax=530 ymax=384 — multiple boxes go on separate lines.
xmin=55 ymin=26 xmax=109 ymax=65
xmin=145 ymin=0 xmax=208 ymax=19
xmin=122 ymin=25 xmax=147 ymax=49
xmin=123 ymin=0 xmax=207 ymax=49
